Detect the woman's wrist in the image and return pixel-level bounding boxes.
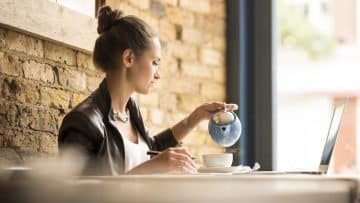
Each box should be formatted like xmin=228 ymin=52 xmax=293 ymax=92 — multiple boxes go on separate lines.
xmin=171 ymin=108 xmax=204 ymax=141
xmin=187 ymin=108 xmax=202 ymax=129
xmin=182 ymin=116 xmax=193 ymax=131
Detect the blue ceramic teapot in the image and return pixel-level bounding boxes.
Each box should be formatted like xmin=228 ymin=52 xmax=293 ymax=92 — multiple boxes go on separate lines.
xmin=208 ymin=111 xmax=242 ymax=147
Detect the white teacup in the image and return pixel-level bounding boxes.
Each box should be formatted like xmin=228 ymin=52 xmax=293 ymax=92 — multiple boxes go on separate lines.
xmin=202 ymin=153 xmax=233 ymax=168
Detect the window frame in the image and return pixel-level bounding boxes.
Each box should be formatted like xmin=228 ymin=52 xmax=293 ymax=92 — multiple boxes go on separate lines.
xmin=226 ymin=0 xmax=275 ymax=170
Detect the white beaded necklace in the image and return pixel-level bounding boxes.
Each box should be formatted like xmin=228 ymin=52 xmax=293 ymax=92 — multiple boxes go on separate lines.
xmin=113 ymin=108 xmax=130 ymax=123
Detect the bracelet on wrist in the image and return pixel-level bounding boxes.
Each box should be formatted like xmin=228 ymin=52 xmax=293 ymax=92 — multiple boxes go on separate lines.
xmin=182 ymin=116 xmax=193 ymax=131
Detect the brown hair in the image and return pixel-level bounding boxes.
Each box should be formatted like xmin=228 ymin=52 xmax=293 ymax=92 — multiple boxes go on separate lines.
xmin=93 ymin=6 xmax=157 ymax=72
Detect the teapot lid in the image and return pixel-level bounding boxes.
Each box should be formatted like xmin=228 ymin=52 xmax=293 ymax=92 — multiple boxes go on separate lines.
xmin=212 ymin=111 xmax=235 ymax=125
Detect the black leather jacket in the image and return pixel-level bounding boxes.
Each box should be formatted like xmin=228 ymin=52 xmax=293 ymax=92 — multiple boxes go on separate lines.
xmin=58 ymin=79 xmax=179 ymax=175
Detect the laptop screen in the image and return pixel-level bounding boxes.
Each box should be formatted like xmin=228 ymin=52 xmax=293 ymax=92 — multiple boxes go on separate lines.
xmin=319 ymin=101 xmax=346 ymax=165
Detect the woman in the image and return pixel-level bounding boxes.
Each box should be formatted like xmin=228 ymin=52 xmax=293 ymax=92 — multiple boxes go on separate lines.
xmin=58 ymin=6 xmax=238 ymax=175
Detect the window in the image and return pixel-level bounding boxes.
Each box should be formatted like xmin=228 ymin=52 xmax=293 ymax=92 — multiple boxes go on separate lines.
xmin=275 ymin=0 xmax=360 ymax=173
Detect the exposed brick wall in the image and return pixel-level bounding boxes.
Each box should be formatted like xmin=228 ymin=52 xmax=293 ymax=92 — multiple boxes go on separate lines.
xmin=0 ymin=0 xmax=226 ymax=164
xmin=0 ymin=29 xmax=104 ymax=164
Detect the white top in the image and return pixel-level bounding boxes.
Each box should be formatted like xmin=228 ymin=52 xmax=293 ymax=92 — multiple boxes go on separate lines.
xmin=121 ymin=129 xmax=150 ymax=173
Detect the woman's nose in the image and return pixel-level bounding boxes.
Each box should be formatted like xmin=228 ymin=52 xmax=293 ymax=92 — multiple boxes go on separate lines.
xmin=154 ymin=70 xmax=160 ymax=80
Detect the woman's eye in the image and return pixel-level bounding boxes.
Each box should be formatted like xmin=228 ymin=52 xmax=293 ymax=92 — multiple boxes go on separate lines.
xmin=152 ymin=61 xmax=159 ymax=66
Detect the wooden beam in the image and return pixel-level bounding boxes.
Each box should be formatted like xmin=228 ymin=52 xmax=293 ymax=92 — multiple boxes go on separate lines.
xmin=0 ymin=0 xmax=98 ymax=54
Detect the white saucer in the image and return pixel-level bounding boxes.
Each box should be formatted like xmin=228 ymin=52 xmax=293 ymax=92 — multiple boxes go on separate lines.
xmin=198 ymin=166 xmax=251 ymax=173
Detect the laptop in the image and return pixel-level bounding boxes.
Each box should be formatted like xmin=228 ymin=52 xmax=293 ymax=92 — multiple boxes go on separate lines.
xmin=252 ymin=99 xmax=347 ymax=175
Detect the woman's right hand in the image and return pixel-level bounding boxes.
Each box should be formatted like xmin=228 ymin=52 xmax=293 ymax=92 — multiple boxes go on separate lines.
xmin=128 ymin=147 xmax=198 ymax=174
xmin=150 ymin=147 xmax=198 ymax=174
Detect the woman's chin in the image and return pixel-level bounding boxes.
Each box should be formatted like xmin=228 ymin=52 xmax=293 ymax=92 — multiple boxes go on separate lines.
xmin=136 ymin=88 xmax=152 ymax=95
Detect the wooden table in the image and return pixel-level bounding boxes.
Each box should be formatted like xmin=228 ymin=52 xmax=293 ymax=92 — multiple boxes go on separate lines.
xmin=0 ymin=173 xmax=357 ymax=203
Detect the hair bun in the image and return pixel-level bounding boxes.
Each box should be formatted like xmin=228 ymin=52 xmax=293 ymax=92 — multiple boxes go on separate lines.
xmin=97 ymin=6 xmax=124 ymax=34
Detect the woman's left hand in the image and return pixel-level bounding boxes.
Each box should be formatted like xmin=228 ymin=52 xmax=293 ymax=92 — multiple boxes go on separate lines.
xmin=188 ymin=102 xmax=238 ymax=127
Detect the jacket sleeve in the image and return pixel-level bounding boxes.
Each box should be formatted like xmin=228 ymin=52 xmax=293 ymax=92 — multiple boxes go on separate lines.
xmin=58 ymin=111 xmax=103 ymax=175
xmin=58 ymin=111 xmax=101 ymax=153
xmin=59 ymin=129 xmax=107 ymax=175
xmin=152 ymin=128 xmax=180 ymax=151
xmin=58 ymin=128 xmax=97 ymax=157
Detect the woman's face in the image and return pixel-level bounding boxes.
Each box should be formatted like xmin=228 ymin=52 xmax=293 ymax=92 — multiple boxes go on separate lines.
xmin=127 ymin=37 xmax=161 ymax=94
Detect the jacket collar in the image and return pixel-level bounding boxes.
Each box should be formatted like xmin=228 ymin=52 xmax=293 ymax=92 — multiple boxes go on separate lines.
xmin=95 ymin=79 xmax=152 ymax=148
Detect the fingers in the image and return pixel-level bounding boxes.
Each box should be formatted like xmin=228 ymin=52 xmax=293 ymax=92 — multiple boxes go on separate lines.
xmin=169 ymin=147 xmax=193 ymax=159
xmin=168 ymin=148 xmax=196 ymax=167
xmin=202 ymin=102 xmax=226 ymax=112
xmin=225 ymin=103 xmax=238 ymax=111
xmin=204 ymin=102 xmax=238 ymax=112
xmin=169 ymin=157 xmax=197 ymax=174
xmin=171 ymin=151 xmax=197 ymax=169
xmin=166 ymin=148 xmax=197 ymax=173
xmin=177 ymin=160 xmax=197 ymax=173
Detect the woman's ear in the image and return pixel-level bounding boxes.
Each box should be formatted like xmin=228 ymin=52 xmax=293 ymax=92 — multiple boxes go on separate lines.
xmin=122 ymin=49 xmax=135 ymax=68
